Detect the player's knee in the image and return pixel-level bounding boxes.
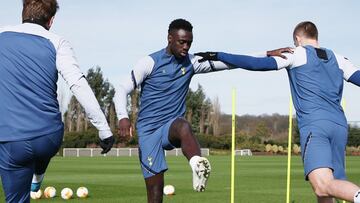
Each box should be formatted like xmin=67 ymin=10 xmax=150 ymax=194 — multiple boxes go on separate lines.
xmin=310 ymin=177 xmax=331 ymax=197
xmin=169 ymin=118 xmax=194 ymax=147
xmin=314 ymin=188 xmax=329 ymax=198
xmin=174 ymin=118 xmax=192 ymax=136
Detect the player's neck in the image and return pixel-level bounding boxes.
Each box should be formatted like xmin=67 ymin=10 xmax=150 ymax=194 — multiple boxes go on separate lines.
xmin=300 ymin=39 xmax=320 ymax=48
xmin=165 ymin=46 xmax=173 ymax=56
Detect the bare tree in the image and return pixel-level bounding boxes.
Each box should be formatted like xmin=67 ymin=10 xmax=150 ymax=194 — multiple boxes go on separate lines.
xmin=66 ymin=96 xmax=78 ymax=132
xmin=211 ymin=96 xmax=221 ymax=136
xmin=75 ymin=102 xmax=84 ymax=132
xmin=57 ymin=77 xmax=68 ymax=122
xmin=108 ymin=102 xmax=116 ymax=130
xmin=129 ymin=89 xmax=140 ymax=131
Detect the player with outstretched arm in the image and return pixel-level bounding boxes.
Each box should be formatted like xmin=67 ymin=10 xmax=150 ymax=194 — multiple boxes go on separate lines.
xmin=114 ymin=18 xmax=288 ymax=203
xmin=195 ymin=21 xmax=360 ymax=203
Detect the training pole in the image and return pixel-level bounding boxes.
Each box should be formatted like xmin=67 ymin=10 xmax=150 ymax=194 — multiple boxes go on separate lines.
xmin=231 ymin=88 xmax=236 ymax=203
xmin=341 ymin=99 xmax=346 ymax=203
xmin=286 ymin=97 xmax=293 ymax=203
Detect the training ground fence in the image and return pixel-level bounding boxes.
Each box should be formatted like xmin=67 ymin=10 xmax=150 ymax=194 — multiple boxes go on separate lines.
xmin=62 ymin=148 xmax=210 ymax=157
xmin=235 ymin=149 xmax=253 ymax=156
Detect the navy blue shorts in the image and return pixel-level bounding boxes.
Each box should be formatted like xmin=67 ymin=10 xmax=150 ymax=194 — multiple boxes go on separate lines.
xmin=300 ymin=120 xmax=347 ymax=180
xmin=138 ymin=118 xmax=177 ymax=178
xmin=0 ymin=129 xmax=63 ymax=203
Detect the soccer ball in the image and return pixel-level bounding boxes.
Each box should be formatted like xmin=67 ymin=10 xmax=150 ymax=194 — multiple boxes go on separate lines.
xmin=163 ymin=185 xmax=175 ymax=195
xmin=61 ymin=188 xmax=73 ymax=200
xmin=44 ymin=186 xmax=56 ymax=198
xmin=76 ymin=187 xmax=89 ymax=198
xmin=30 ymin=189 xmax=42 ymax=199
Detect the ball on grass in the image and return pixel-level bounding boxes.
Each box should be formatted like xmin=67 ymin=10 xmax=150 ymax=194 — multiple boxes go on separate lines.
xmin=61 ymin=188 xmax=73 ymax=200
xmin=44 ymin=186 xmax=56 ymax=198
xmin=76 ymin=186 xmax=89 ymax=198
xmin=30 ymin=189 xmax=42 ymax=199
xmin=163 ymin=185 xmax=175 ymax=195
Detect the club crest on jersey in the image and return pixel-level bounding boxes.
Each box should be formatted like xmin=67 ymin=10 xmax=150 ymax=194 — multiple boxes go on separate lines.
xmin=181 ymin=67 xmax=186 ymax=75
xmin=147 ymin=156 xmax=153 ymax=167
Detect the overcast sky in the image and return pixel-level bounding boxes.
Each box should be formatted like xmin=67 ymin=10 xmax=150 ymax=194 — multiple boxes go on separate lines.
xmin=1 ymin=0 xmax=359 ymax=121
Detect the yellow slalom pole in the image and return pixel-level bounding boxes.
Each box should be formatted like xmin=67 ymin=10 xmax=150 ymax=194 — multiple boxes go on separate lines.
xmin=341 ymin=99 xmax=346 ymax=203
xmin=286 ymin=96 xmax=293 ymax=203
xmin=231 ymin=88 xmax=236 ymax=203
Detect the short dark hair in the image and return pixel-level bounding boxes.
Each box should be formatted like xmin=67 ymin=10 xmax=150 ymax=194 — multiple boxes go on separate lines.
xmin=168 ymin=19 xmax=193 ymax=33
xmin=293 ymin=21 xmax=318 ymax=40
xmin=22 ymin=0 xmax=59 ymax=24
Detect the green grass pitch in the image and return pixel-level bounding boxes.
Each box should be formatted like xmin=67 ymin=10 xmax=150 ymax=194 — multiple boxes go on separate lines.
xmin=1 ymin=155 xmax=359 ymax=202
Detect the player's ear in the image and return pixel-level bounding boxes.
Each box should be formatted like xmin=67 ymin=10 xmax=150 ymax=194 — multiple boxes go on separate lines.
xmin=46 ymin=16 xmax=55 ymax=30
xmin=294 ymin=35 xmax=301 ymax=47
xmin=168 ymin=33 xmax=173 ymax=44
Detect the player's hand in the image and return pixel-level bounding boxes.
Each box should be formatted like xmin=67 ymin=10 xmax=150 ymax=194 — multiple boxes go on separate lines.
xmin=266 ymin=47 xmax=294 ymax=59
xmin=194 ymin=52 xmax=219 ymax=62
xmin=118 ymin=118 xmax=133 ymax=137
xmin=99 ymin=136 xmax=115 ymax=154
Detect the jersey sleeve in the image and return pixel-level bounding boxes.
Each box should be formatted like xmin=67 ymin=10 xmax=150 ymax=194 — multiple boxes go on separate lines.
xmin=272 ymin=46 xmax=306 ymax=70
xmin=56 ymin=39 xmax=85 ymax=88
xmin=70 ymin=78 xmax=113 ymax=139
xmin=215 ymin=52 xmax=282 ymax=71
xmin=348 ymin=70 xmax=360 ymax=87
xmin=131 ymin=56 xmax=155 ymax=88
xmin=334 ymin=53 xmax=359 ymax=81
xmin=191 ymin=51 xmax=269 ymax=74
xmin=56 ymin=39 xmax=112 ymax=140
xmin=191 ymin=54 xmax=232 ymax=74
xmin=114 ymin=56 xmax=154 ymax=120
xmin=271 ymin=53 xmax=296 ymax=70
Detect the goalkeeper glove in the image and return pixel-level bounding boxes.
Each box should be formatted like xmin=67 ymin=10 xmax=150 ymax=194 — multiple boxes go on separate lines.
xmin=194 ymin=52 xmax=219 ymax=62
xmin=99 ymin=136 xmax=115 ymax=154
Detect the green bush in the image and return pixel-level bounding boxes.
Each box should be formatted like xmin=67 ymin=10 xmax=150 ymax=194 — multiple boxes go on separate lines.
xmin=62 ymin=130 xmax=99 ymax=148
xmin=348 ymin=127 xmax=360 ymax=147
xmin=61 ymin=128 xmax=140 ymax=149
xmin=198 ymin=134 xmax=268 ymax=151
xmin=197 ymin=134 xmax=231 ymax=149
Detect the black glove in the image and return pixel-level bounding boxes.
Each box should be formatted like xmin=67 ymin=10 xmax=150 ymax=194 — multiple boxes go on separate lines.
xmin=99 ymin=136 xmax=115 ymax=154
xmin=194 ymin=52 xmax=219 ymax=62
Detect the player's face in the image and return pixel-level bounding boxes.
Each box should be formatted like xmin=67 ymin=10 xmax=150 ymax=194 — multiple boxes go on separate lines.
xmin=168 ymin=29 xmax=193 ymax=59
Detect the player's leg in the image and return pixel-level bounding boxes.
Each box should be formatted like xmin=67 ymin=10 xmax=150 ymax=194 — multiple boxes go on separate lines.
xmin=167 ymin=117 xmax=211 ymax=192
xmin=31 ymin=129 xmax=63 ymax=192
xmin=309 ymin=168 xmax=338 ymax=203
xmin=0 ymin=141 xmax=34 ymax=203
xmin=138 ymin=129 xmax=168 ymax=202
xmin=144 ymin=173 xmax=164 ymax=203
xmin=309 ymin=168 xmax=360 ymax=203
xmin=1 ymin=166 xmax=34 ymax=203
xmin=311 ymin=123 xmax=360 ymax=202
xmin=168 ymin=117 xmax=200 ymax=158
xmin=325 ymin=122 xmax=360 ymax=202
xmin=300 ymin=122 xmax=334 ymax=202
xmin=304 ymin=121 xmax=360 ymax=202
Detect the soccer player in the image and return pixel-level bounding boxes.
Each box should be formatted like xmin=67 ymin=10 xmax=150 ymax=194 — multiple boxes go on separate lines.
xmin=195 ymin=21 xmax=360 ymax=203
xmin=0 ymin=0 xmax=114 ymax=202
xmin=114 ymin=18 xmax=287 ymax=203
